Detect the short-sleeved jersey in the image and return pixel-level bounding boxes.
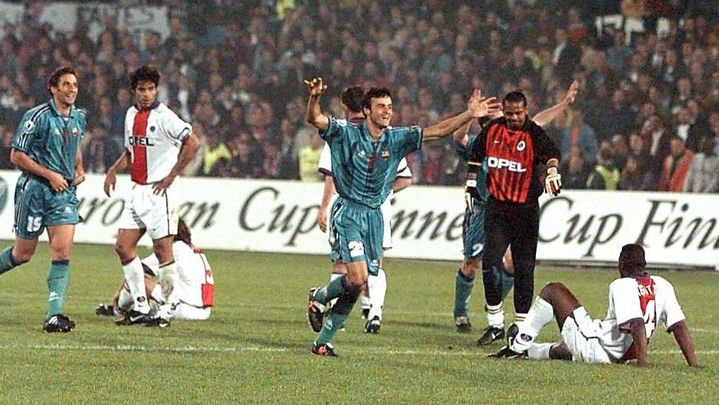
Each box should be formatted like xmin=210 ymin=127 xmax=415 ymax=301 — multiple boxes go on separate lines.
xmin=319 ymin=116 xmax=422 ymax=209
xmin=12 ymin=99 xmax=87 ymax=180
xmin=599 ymin=274 xmax=685 ymax=361
xmin=124 ymin=101 xmax=192 ymax=184
xmin=142 ymin=241 xmax=214 ymax=308
xmin=455 ymin=135 xmax=489 ymax=203
xmin=468 ymin=117 xmax=559 ymax=204
xmin=318 ymin=143 xmax=412 ymax=180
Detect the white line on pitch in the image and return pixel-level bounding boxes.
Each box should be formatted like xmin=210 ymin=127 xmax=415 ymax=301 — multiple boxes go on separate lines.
xmin=3 ymin=344 xmax=718 ymax=356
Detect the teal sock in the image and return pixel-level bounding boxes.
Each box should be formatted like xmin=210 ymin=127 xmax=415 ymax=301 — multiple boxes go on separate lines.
xmin=453 ymin=269 xmax=475 ymax=318
xmin=47 ymin=260 xmax=70 ymax=316
xmin=499 ymin=267 xmax=514 ymax=302
xmin=315 ymin=287 xmax=359 ymax=345
xmin=313 ymin=275 xmax=344 ymax=304
xmin=0 ymin=246 xmax=19 ymax=275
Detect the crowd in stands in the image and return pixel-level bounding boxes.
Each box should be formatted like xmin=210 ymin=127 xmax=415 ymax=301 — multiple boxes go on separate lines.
xmin=1 ymin=0 xmax=719 ymax=193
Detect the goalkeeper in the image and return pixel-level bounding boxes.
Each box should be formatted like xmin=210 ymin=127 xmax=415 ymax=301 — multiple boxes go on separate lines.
xmin=464 ymin=90 xmax=562 ymax=345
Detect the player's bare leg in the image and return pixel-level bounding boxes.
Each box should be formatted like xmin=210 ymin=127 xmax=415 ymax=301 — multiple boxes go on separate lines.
xmin=115 ymin=228 xmax=152 ymax=320
xmin=0 ymin=236 xmax=38 ymax=275
xmin=44 ymin=224 xmax=76 ymax=332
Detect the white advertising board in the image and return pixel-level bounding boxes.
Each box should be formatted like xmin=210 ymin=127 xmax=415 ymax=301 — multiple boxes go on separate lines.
xmin=0 ymin=171 xmax=717 ymax=268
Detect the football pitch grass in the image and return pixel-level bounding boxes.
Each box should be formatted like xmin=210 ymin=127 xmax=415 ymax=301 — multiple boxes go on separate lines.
xmin=0 ymin=243 xmax=717 ymax=404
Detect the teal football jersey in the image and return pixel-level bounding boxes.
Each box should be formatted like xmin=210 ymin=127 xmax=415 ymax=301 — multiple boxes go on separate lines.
xmin=320 ymin=116 xmax=422 ymax=209
xmin=12 ymin=99 xmax=87 ymax=180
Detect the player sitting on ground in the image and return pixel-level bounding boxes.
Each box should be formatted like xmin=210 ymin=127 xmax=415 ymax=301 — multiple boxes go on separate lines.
xmin=96 ymin=219 xmax=214 ymax=322
xmin=491 ymin=243 xmax=700 ymax=367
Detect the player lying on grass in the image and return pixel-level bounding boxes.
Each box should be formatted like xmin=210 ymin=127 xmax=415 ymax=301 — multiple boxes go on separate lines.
xmin=491 ymin=243 xmax=700 ymax=367
xmin=96 ymin=219 xmax=214 ymax=323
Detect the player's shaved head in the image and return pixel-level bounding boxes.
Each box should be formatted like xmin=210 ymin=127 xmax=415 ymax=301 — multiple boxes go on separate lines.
xmin=619 ymin=243 xmax=646 ymax=275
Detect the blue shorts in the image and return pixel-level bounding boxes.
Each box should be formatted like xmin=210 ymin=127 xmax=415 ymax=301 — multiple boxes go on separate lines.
xmin=462 ymin=201 xmax=486 ymax=259
xmin=13 ymin=174 xmax=79 ymax=239
xmin=328 ymin=197 xmax=382 ymax=276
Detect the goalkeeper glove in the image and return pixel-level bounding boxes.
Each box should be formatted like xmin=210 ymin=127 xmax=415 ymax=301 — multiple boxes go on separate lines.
xmin=545 ymin=166 xmax=562 ymax=196
xmin=464 ymin=179 xmax=480 ymax=213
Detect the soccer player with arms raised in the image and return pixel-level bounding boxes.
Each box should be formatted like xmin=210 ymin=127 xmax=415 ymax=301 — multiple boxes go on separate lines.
xmin=493 ymin=244 xmax=700 ymax=368
xmin=316 ymin=86 xmax=412 ymax=334
xmin=304 ymin=77 xmax=500 ymax=356
xmin=104 ymin=65 xmax=200 ymax=327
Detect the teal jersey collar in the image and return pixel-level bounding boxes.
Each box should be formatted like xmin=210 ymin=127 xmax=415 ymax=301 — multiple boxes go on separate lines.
xmin=48 ymin=98 xmax=78 ymax=118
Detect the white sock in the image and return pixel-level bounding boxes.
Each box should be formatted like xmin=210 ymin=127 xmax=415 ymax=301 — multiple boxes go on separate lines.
xmin=159 ymin=261 xmax=179 ymax=319
xmin=150 ymin=284 xmax=164 ymax=304
xmin=367 ymin=269 xmax=387 ymax=320
xmin=117 ymin=283 xmax=134 ymax=313
xmin=520 ymin=297 xmax=555 ymax=338
xmin=328 ymin=273 xmax=343 ymax=308
xmin=527 ymin=342 xmax=554 ymax=360
xmin=486 ymin=302 xmax=504 ymax=328
xmin=122 ymin=257 xmax=149 ymax=314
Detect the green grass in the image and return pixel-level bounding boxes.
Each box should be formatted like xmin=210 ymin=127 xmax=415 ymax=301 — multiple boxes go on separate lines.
xmin=0 ymin=242 xmax=717 ymax=404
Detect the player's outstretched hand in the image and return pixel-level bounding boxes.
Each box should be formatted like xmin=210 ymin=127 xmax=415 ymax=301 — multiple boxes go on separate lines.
xmin=545 ymin=167 xmax=562 ymax=196
xmin=468 ymin=89 xmax=501 ymax=118
xmin=103 ymin=170 xmax=116 ymax=197
xmin=303 ymin=77 xmax=327 ymax=96
xmin=152 ymin=174 xmax=176 ymax=195
xmin=563 ymin=80 xmax=579 ymax=105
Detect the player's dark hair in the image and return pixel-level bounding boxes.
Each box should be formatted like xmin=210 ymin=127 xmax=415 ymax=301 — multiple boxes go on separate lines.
xmin=340 ymin=86 xmax=364 ymax=113
xmin=619 ymin=243 xmax=646 ymax=269
xmin=362 ymin=87 xmax=392 ymax=110
xmin=47 ymin=66 xmax=78 ymax=96
xmin=503 ymin=90 xmax=528 ymax=107
xmin=129 ymin=65 xmax=160 ymax=89
xmin=175 ymin=219 xmax=192 ymax=246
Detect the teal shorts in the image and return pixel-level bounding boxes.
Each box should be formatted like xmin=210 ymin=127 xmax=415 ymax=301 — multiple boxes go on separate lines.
xmin=328 ymin=197 xmax=383 ymax=276
xmin=13 ymin=174 xmax=79 ymax=239
xmin=462 ymin=201 xmax=486 ymax=259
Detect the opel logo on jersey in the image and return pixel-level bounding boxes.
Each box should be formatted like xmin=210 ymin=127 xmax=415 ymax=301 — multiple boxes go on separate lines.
xmin=128 ymin=136 xmax=156 ymax=146
xmin=487 ymin=156 xmax=527 ymax=172
xmin=517 ymin=140 xmax=526 ymax=151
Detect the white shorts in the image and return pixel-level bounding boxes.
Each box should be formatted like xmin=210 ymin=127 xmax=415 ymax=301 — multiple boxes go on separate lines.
xmin=173 ymin=303 xmax=211 ymax=320
xmin=118 ymin=183 xmax=180 ymax=240
xmin=561 ymin=307 xmax=612 ymax=364
xmin=118 ymin=286 xmax=211 ymax=320
xmin=326 ymin=194 xmax=393 ymax=250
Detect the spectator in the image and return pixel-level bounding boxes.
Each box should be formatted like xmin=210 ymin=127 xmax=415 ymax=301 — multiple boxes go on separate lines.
xmin=83 ymin=125 xmax=121 ymax=174
xmin=684 ymin=135 xmax=719 ymax=193
xmin=587 ymin=140 xmax=621 ymax=190
xmin=560 ymin=108 xmax=598 ymax=165
xmin=298 ymin=132 xmax=324 ymax=182
xmin=559 ymin=145 xmax=590 ymax=189
xmin=657 ymin=136 xmax=694 ymax=192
